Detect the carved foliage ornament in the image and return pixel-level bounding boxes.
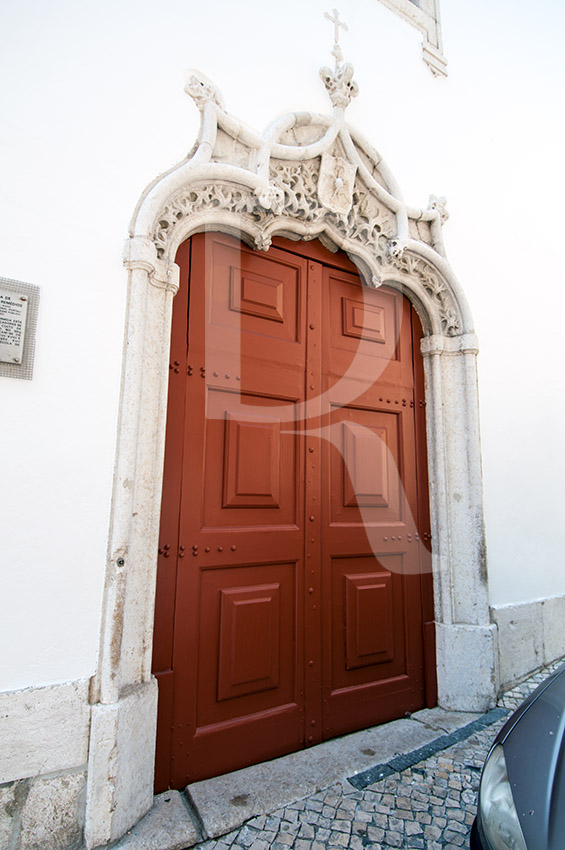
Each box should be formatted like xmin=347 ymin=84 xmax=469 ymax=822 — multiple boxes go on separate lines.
xmin=155 ymin=163 xmax=395 ymax=265
xmin=387 ymin=250 xmax=459 ymax=336
xmin=154 ymin=170 xmax=458 ymax=335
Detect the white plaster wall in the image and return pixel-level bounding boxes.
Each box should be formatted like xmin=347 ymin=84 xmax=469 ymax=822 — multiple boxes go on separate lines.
xmin=437 ymin=4 xmax=565 ymax=607
xmin=1 ymin=0 xmax=564 ymax=693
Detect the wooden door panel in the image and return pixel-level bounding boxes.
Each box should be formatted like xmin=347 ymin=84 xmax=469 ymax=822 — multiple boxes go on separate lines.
xmin=169 ymin=556 xmax=303 ymax=786
xmin=332 ymin=281 xmax=399 ymax=359
xmin=202 ymin=389 xmax=300 ymax=529
xmin=324 ymin=553 xmax=424 ymax=738
xmin=195 ymin=562 xmax=299 ymax=726
xmin=229 ymin=267 xmax=295 ymax=337
xmin=217 ymin=583 xmax=282 ymax=700
xmin=344 ymin=569 xmax=395 ymax=668
xmin=153 ymin=240 xmax=191 ymax=677
xmin=329 ymin=406 xmax=404 ymax=526
xmin=222 ymin=413 xmax=282 ymax=509
xmin=326 ymin=268 xmax=413 ymax=392
xmin=328 ymin=554 xmax=411 ymax=688
xmin=207 ymin=238 xmax=303 ymax=348
xmin=342 ymin=421 xmax=391 ymax=509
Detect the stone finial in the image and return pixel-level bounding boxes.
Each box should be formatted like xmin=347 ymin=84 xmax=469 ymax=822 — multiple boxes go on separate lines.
xmin=321 ymin=9 xmax=359 ymax=109
xmin=320 ymin=63 xmax=359 ymax=109
xmin=184 ymin=70 xmax=225 ymax=110
xmin=429 ymin=195 xmax=449 ymax=224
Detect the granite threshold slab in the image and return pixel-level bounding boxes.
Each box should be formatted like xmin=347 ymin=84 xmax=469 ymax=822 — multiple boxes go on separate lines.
xmin=110 ymin=706 xmax=491 ymax=850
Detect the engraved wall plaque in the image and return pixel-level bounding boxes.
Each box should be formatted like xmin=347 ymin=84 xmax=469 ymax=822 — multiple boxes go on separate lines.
xmin=0 ymin=289 xmax=29 ymax=364
xmin=0 ymin=278 xmax=40 ymax=380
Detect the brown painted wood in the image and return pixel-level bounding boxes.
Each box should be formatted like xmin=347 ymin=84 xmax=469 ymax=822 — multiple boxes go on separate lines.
xmin=412 ymin=308 xmax=438 ymax=709
xmin=319 ymin=266 xmax=426 ymax=737
xmin=152 ymin=238 xmax=190 ymax=792
xmin=152 ymin=233 xmax=435 ymax=789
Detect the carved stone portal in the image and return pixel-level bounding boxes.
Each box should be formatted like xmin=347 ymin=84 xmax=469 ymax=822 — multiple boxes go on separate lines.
xmin=86 ymin=49 xmax=496 ymax=850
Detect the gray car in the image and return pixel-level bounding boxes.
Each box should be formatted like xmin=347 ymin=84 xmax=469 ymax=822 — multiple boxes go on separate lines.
xmin=471 ymin=663 xmax=565 ymax=850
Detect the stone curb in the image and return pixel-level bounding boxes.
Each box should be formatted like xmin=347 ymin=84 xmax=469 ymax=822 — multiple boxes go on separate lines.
xmin=347 ymin=707 xmax=509 ymax=789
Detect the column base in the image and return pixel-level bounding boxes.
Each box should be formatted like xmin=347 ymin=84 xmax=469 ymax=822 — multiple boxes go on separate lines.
xmin=436 ymin=622 xmax=499 ymax=712
xmin=84 ymin=679 xmax=158 ymax=849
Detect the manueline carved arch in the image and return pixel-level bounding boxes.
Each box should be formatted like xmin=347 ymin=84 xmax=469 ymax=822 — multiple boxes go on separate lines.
xmin=85 ymin=66 xmax=498 ymax=850
xmin=129 ymin=71 xmax=468 ymax=339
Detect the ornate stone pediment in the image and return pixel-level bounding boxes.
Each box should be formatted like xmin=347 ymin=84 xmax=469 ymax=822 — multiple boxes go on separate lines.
xmin=133 ymin=57 xmax=466 ymax=337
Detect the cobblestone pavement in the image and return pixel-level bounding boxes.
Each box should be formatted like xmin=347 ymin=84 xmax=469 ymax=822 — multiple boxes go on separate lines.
xmin=190 ymin=661 xmax=563 ymax=850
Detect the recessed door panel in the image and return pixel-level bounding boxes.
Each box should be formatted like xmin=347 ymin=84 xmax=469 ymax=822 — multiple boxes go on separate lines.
xmin=217 ymin=583 xmax=281 ymax=700
xmin=222 ymin=413 xmax=281 ymax=508
xmin=196 ymin=562 xmax=297 ymax=728
xmin=209 ymin=239 xmax=302 ymax=344
xmin=326 ymin=268 xmax=413 ymax=391
xmin=203 ymin=389 xmax=299 ymax=528
xmin=342 ymin=422 xmax=390 ymax=508
xmin=323 ymin=550 xmax=424 ymax=737
xmin=330 ymin=406 xmax=404 ymax=526
xmin=345 ymin=570 xmax=395 ymax=668
xmin=330 ymin=554 xmax=407 ymax=690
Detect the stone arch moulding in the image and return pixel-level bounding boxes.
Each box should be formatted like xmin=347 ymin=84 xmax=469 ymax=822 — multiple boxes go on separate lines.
xmin=84 ymin=68 xmax=498 ymax=849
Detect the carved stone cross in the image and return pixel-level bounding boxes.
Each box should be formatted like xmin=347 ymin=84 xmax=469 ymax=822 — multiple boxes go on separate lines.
xmin=325 ymin=8 xmax=348 ymax=44
xmin=325 ymin=8 xmax=348 ymax=65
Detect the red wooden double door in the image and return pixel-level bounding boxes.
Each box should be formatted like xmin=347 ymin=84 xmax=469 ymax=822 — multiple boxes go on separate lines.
xmin=153 ymin=232 xmax=435 ymax=790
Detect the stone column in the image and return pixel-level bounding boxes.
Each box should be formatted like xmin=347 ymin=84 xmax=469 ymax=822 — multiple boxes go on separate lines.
xmin=422 ymin=333 xmax=499 ymax=712
xmin=84 ymin=238 xmax=178 ymax=848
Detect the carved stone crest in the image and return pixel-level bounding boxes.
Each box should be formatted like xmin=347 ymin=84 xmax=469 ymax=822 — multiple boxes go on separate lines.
xmin=318 ymin=153 xmax=357 ymax=216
